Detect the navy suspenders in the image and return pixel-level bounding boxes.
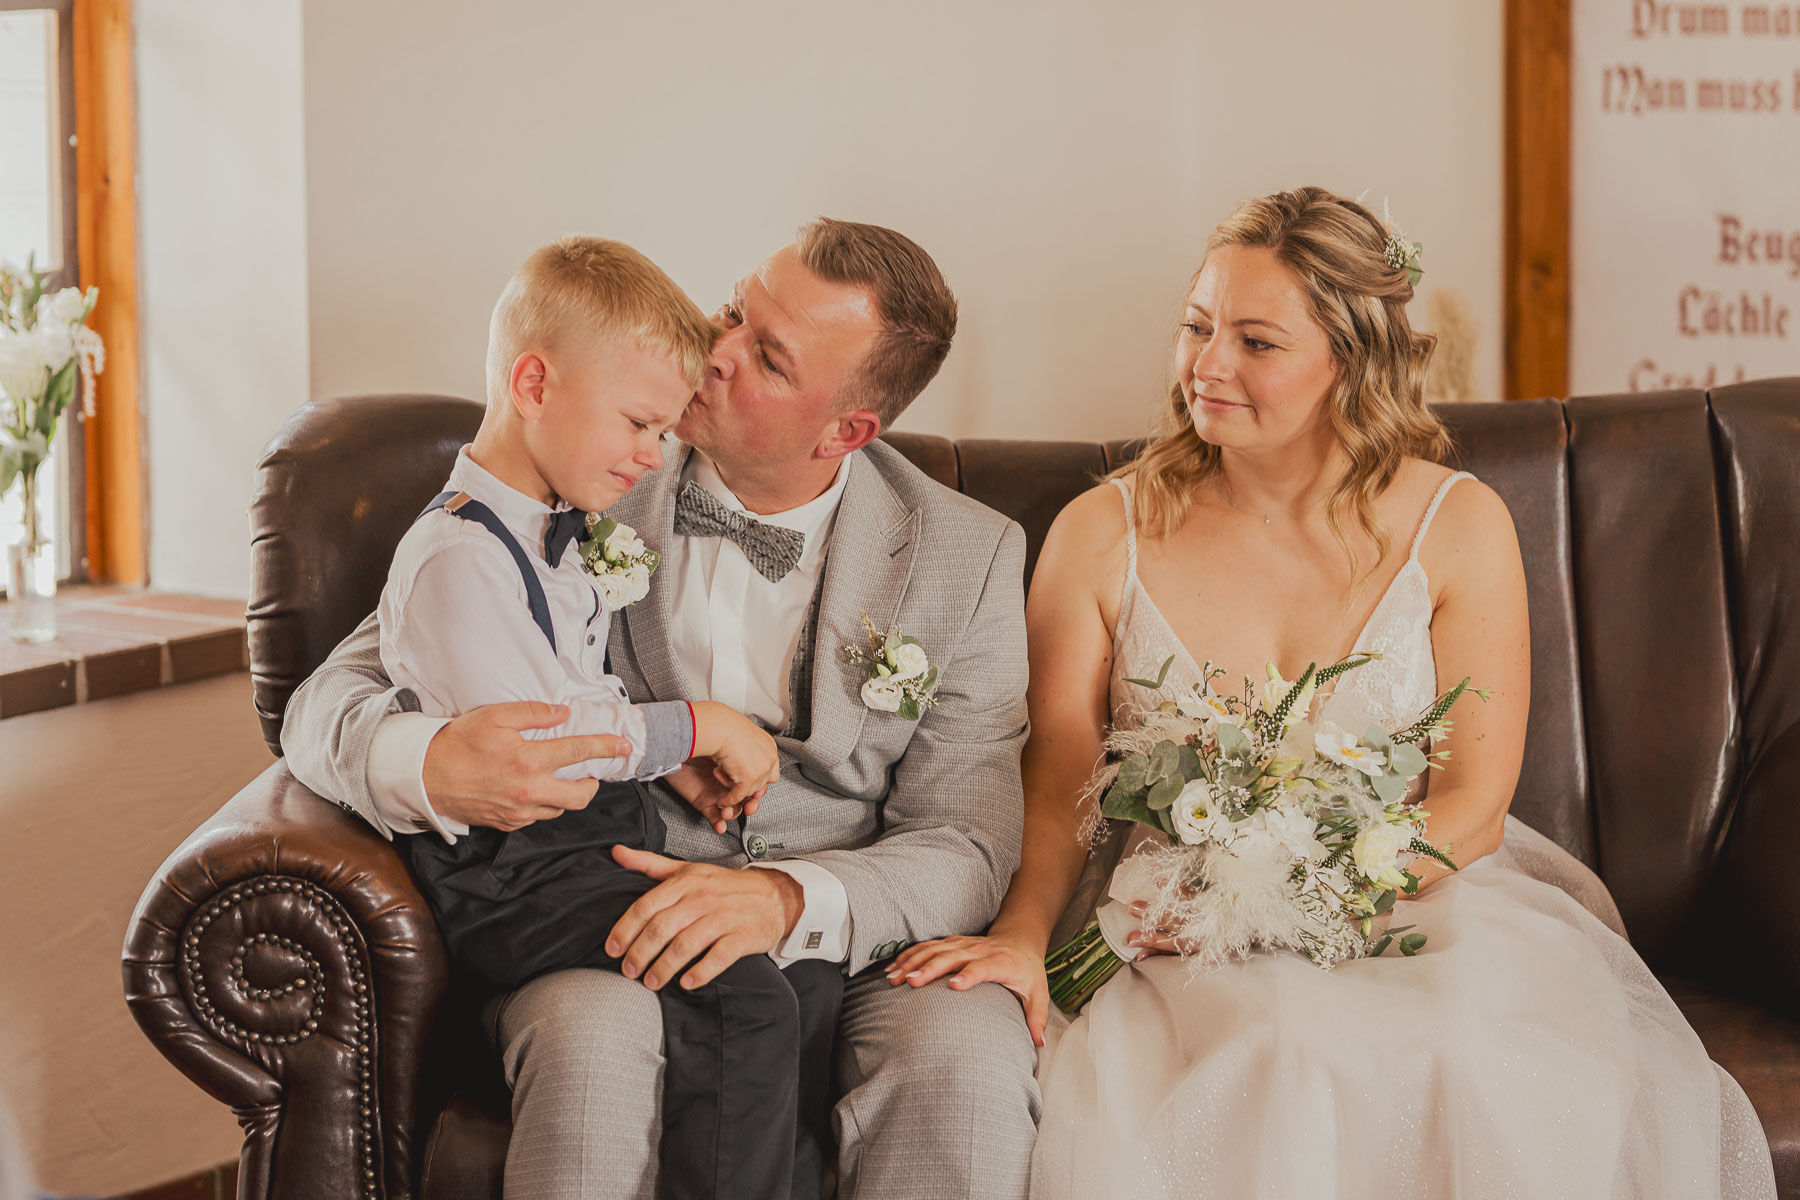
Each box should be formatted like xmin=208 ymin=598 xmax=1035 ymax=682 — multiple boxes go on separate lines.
xmin=421 ymin=491 xmax=558 ymax=653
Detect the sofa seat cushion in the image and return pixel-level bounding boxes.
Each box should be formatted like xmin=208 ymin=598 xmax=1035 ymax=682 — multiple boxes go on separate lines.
xmin=1666 ymin=976 xmax=1800 ymax=1194
xmin=421 ymin=1077 xmax=509 ymax=1200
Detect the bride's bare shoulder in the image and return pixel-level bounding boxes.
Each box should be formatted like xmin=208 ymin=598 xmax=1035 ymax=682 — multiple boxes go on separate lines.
xmin=1405 ymin=459 xmax=1521 ymax=586
xmin=1045 ymin=480 xmax=1131 ymax=548
xmin=1034 ymin=481 xmax=1133 ymax=595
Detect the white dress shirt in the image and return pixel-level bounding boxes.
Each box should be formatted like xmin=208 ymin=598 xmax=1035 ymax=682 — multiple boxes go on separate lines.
xmin=365 ymin=447 xmax=856 ymax=966
xmin=374 ymin=449 xmax=694 ymax=841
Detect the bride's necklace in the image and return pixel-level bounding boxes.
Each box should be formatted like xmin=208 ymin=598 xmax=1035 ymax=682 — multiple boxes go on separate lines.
xmin=1219 ymin=480 xmax=1331 ymax=525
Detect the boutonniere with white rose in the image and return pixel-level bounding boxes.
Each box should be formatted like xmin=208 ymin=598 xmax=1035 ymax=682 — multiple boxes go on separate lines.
xmin=843 ymin=612 xmax=940 ymax=721
xmin=578 ymin=515 xmax=659 ymax=610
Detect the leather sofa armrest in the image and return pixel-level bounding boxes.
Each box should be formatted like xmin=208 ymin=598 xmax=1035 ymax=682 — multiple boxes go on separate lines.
xmin=1720 ymin=721 xmax=1800 ymax=1021
xmin=122 ymin=760 xmax=450 ymax=1200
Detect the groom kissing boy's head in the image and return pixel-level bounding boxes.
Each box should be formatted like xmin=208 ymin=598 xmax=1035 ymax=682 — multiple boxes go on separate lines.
xmin=474 ymin=235 xmax=717 ymax=515
xmin=674 ymin=217 xmax=959 ymax=514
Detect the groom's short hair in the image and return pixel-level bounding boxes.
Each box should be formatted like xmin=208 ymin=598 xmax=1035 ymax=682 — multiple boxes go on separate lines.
xmin=796 ymin=218 xmax=957 ymax=426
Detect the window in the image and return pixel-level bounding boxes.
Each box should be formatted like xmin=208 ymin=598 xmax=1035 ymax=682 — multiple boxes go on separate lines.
xmin=0 ymin=0 xmax=83 ymax=584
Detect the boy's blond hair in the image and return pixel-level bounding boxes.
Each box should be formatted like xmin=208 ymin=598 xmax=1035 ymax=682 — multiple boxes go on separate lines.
xmin=485 ymin=236 xmax=716 ymax=408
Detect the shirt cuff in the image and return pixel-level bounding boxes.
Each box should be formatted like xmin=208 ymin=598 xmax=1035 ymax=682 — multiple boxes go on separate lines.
xmin=748 ymin=859 xmax=851 ymax=967
xmin=634 ymin=700 xmax=697 ymax=779
xmin=366 ymin=711 xmax=469 ymax=842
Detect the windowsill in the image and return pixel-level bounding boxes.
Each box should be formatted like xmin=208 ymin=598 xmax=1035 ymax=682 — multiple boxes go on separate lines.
xmin=0 ymin=587 xmax=246 ymax=719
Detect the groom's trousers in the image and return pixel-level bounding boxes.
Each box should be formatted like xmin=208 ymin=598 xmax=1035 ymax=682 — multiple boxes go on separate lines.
xmin=401 ymin=782 xmax=840 ymax=1200
xmin=490 ymin=961 xmax=1042 ymax=1200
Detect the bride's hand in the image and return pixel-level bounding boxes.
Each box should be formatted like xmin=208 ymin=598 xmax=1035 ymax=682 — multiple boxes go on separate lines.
xmin=1126 ymin=901 xmax=1183 ymax=958
xmin=885 ymin=934 xmax=1052 ymax=1047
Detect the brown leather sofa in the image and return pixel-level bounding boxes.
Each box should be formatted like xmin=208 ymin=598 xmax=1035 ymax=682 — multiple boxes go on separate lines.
xmin=124 ymin=381 xmax=1800 ymax=1198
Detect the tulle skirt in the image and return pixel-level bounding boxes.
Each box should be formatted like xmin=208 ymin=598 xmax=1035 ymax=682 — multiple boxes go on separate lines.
xmin=1031 ymin=817 xmax=1776 ymax=1200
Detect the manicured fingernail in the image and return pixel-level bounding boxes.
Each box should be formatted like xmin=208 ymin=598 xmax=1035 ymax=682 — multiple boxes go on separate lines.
xmin=605 ymin=941 xmax=619 ymax=956
xmin=949 ymin=975 xmax=965 ymax=986
xmin=906 ymin=969 xmax=922 ymax=978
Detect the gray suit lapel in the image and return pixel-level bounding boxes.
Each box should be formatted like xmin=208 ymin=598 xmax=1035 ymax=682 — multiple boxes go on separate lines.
xmin=788 ymin=452 xmax=921 ymax=769
xmin=611 ymin=443 xmax=705 ymax=704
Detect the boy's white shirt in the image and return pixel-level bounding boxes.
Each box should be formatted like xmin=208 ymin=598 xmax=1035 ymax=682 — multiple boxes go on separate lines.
xmin=375 ymin=448 xmax=695 ymax=843
xmin=367 ymin=446 xmax=853 ymax=967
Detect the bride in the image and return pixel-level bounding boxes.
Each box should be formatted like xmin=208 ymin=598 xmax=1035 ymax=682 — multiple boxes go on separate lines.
xmin=887 ymin=187 xmax=1776 ymax=1198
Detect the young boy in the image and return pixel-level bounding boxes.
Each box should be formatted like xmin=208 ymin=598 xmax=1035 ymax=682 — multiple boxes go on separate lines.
xmin=380 ymin=236 xmax=833 ymax=1200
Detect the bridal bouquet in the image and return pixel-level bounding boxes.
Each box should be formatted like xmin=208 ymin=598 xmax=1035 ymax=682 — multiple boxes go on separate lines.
xmin=1046 ymin=653 xmax=1483 ymax=1013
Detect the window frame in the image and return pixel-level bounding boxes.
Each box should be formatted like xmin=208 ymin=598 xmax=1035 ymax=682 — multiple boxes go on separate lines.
xmin=2 ymin=0 xmax=88 ymax=585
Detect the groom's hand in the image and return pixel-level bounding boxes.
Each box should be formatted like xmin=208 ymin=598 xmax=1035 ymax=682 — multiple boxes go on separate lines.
xmin=422 ymin=701 xmax=631 ymax=831
xmin=606 ymin=847 xmax=804 ymax=990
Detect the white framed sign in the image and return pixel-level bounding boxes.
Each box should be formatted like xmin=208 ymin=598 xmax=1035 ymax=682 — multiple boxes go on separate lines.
xmin=1571 ymin=0 xmax=1800 ymax=393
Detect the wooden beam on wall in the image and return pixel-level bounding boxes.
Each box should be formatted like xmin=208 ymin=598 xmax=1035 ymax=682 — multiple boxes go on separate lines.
xmin=74 ymin=0 xmax=145 ymax=584
xmin=1505 ymin=0 xmax=1572 ymax=401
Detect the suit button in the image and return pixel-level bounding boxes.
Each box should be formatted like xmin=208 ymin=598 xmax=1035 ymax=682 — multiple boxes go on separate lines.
xmin=745 ymin=833 xmax=768 ymax=860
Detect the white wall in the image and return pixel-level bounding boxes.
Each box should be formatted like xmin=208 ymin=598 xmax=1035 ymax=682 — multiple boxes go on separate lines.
xmin=138 ymin=0 xmax=1502 ymax=586
xmin=137 ymin=0 xmax=309 ymax=598
xmin=301 ymin=0 xmax=1504 ymax=445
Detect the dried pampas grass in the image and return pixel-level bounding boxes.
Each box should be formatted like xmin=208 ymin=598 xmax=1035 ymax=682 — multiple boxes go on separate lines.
xmin=1424 ymin=286 xmax=1482 ymax=404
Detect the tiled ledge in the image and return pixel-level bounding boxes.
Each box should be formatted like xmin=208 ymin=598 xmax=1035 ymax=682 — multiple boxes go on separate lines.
xmin=0 ymin=589 xmax=247 ymax=719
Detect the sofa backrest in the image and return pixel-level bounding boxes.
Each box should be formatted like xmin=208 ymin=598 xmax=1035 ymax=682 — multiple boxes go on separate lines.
xmin=248 ymin=382 xmax=1800 ymax=980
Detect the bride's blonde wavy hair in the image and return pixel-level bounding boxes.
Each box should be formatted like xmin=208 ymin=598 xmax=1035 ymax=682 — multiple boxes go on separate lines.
xmin=1115 ymin=186 xmax=1450 ymax=572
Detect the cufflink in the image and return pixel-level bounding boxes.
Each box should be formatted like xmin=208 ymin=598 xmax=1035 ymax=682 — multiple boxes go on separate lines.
xmin=805 ymin=931 xmax=823 ymax=950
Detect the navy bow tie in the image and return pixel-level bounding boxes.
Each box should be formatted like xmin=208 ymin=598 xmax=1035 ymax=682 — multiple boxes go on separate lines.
xmin=544 ymin=507 xmax=590 ymax=565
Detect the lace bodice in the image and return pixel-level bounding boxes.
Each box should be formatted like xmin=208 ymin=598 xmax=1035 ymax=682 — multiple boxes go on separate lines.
xmin=1107 ymin=471 xmax=1473 ymax=735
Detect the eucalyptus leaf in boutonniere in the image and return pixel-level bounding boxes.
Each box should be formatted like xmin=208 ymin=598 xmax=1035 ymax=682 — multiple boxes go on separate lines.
xmin=578 ymin=514 xmax=660 ymax=611
xmin=843 ymin=612 xmax=940 ymax=721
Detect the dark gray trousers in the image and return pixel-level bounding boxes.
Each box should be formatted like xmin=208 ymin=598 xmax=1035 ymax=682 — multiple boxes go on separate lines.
xmin=399 ymin=781 xmax=840 ymax=1200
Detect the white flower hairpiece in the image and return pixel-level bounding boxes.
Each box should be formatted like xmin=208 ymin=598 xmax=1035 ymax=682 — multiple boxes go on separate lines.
xmin=1355 ymin=190 xmax=1424 ymax=289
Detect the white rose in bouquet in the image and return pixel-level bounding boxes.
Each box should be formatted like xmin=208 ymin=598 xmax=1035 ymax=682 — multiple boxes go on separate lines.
xmin=1352 ymin=821 xmax=1414 ymax=887
xmin=888 ymin=641 xmax=929 ymax=681
xmin=1171 ymin=777 xmax=1229 ymax=846
xmin=1261 ymin=664 xmax=1317 ymax=727
xmin=861 ymin=676 xmax=906 ymax=712
xmin=1254 ymin=805 xmax=1325 ymax=861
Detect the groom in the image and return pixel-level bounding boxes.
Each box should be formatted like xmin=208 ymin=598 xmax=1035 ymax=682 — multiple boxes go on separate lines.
xmin=280 ymin=218 xmax=1041 ymax=1199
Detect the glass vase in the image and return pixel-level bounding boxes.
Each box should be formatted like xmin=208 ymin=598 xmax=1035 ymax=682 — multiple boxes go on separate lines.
xmin=6 ymin=471 xmax=56 ymax=643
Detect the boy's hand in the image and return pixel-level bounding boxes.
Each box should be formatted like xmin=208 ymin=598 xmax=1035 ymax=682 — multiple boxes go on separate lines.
xmin=667 ymin=758 xmax=763 ymax=834
xmin=689 ymin=701 xmax=780 ymax=811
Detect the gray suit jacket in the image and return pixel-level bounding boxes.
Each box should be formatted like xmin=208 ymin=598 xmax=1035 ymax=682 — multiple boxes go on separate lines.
xmin=280 ymin=439 xmax=1028 ymax=975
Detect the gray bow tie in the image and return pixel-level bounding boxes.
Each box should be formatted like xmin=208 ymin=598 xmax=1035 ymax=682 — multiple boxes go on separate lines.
xmin=673 ymin=480 xmax=806 ymax=582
